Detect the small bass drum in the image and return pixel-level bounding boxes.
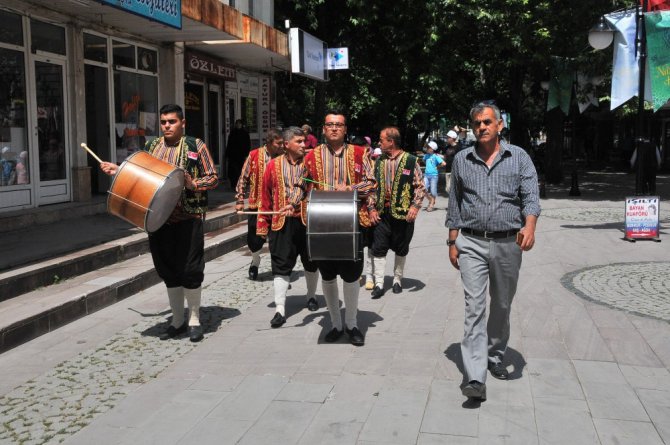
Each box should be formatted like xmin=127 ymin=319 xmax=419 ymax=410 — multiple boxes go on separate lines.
xmin=306 ymin=190 xmax=360 ymax=261
xmin=107 ymin=151 xmax=185 ymax=232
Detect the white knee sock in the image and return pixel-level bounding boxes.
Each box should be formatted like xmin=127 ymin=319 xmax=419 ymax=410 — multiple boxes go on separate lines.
xmin=305 ymin=270 xmax=319 ymax=299
xmin=251 ymin=250 xmax=261 ymax=267
xmin=322 ymin=278 xmax=342 ymax=330
xmin=365 ymin=248 xmax=374 ymax=281
xmin=342 ymin=280 xmax=359 ymax=330
xmin=166 ymin=287 xmax=185 ymax=328
xmin=373 ymin=256 xmax=386 ymax=287
xmin=273 ymin=275 xmax=290 ymax=316
xmin=394 ymin=255 xmax=406 ymax=285
xmin=184 ymin=287 xmax=202 ymax=326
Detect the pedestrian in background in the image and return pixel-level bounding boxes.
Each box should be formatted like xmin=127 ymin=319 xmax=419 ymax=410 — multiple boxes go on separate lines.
xmin=302 ymin=124 xmax=318 ymax=150
xmin=446 ymin=101 xmax=540 ymax=401
xmin=422 ymin=140 xmax=445 ymax=212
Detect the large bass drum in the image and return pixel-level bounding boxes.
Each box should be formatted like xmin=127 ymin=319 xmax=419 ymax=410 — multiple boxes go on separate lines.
xmin=107 ymin=151 xmax=185 ymax=232
xmin=306 ymin=190 xmax=360 ymax=261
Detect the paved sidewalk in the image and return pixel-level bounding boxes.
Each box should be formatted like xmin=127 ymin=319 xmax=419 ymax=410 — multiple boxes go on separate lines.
xmin=0 ymin=170 xmax=669 ymax=444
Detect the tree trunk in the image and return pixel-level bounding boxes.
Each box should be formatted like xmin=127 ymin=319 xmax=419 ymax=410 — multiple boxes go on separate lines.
xmin=544 ymin=107 xmax=564 ymax=184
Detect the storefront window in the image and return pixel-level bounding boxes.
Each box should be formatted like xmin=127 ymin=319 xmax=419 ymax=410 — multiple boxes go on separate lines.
xmin=0 ymin=48 xmax=29 ymax=186
xmin=36 ymin=61 xmax=65 ymax=181
xmin=114 ymin=71 xmax=158 ymax=163
xmin=241 ymin=96 xmax=258 ymax=132
xmin=137 ymin=47 xmax=157 ymax=73
xmin=83 ymin=33 xmax=107 ymax=63
xmin=185 ymin=83 xmax=205 ymax=141
xmin=0 ymin=10 xmax=23 ymax=46
xmin=30 ymin=19 xmax=66 ymax=55
xmin=113 ymin=40 xmax=135 ymax=69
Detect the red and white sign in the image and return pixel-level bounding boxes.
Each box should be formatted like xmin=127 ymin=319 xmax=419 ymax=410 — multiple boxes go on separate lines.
xmin=624 ymin=196 xmax=661 ymax=240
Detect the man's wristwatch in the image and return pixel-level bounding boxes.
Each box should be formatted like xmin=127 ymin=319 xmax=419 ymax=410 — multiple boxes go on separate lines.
xmin=446 ymin=239 xmax=456 ymax=246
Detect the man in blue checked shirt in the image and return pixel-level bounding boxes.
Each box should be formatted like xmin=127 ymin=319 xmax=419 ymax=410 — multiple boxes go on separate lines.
xmin=446 ymin=101 xmax=540 ymax=402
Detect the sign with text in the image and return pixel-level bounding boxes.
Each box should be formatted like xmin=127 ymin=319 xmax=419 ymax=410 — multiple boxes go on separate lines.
xmin=260 ymin=76 xmax=271 ymax=136
xmin=101 ymin=0 xmax=181 ymax=29
xmin=624 ymin=196 xmax=661 ymax=240
xmin=186 ymin=52 xmax=236 ymax=81
xmin=289 ymin=28 xmax=328 ymax=81
xmin=327 ymin=48 xmax=349 ymax=70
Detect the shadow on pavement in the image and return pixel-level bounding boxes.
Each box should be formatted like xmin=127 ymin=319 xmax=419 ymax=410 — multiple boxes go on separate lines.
xmin=140 ymin=305 xmax=241 ymax=338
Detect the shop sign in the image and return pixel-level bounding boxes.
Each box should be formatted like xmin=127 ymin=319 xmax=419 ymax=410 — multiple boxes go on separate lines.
xmin=186 ymin=52 xmax=236 ymax=81
xmin=101 ymin=0 xmax=182 ymax=29
xmin=260 ymin=76 xmax=271 ymax=135
xmin=237 ymin=73 xmax=259 ymax=91
xmin=624 ymin=196 xmax=661 ymax=241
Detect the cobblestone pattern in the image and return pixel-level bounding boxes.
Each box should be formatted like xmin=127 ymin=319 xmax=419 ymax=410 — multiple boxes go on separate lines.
xmin=0 ymin=260 xmax=274 ymax=445
xmin=562 ymin=262 xmax=670 ymax=322
xmin=542 ymin=207 xmax=670 ymax=223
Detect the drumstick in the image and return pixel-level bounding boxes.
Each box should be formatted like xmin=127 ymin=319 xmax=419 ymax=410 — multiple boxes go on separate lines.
xmin=80 ymin=143 xmax=104 ymax=164
xmin=301 ymin=177 xmax=335 ymax=189
xmin=236 ymin=210 xmax=282 ymax=215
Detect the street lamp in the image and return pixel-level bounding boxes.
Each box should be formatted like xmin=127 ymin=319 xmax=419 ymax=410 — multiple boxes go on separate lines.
xmin=589 ymin=2 xmax=649 ymax=195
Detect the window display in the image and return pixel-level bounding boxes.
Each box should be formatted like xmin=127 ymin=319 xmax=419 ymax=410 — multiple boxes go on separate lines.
xmin=0 ymin=48 xmax=28 ymax=186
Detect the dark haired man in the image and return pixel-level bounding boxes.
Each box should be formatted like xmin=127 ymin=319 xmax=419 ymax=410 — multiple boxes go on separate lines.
xmin=447 ymin=102 xmax=540 ymax=401
xmin=303 ymin=110 xmax=377 ymax=346
xmin=235 ymin=128 xmax=284 ymax=281
xmin=100 ymin=104 xmax=218 ymax=343
xmin=368 ymin=126 xmax=425 ymax=298
xmin=258 ymin=127 xmax=320 ymax=327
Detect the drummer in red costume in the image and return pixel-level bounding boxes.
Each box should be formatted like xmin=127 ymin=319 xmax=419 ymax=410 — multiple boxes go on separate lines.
xmin=235 ymin=128 xmax=284 ymax=281
xmin=257 ymin=127 xmax=320 ymax=327
xmin=303 ymin=110 xmax=377 ymax=346
xmin=100 ymin=104 xmax=218 ymax=343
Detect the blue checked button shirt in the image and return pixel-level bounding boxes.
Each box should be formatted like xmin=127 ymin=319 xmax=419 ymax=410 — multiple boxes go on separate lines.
xmin=446 ymin=141 xmax=541 ymax=232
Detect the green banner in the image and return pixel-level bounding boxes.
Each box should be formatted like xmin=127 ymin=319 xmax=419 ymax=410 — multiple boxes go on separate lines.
xmin=645 ymin=11 xmax=670 ymax=111
xmin=547 ymin=57 xmax=574 ymax=115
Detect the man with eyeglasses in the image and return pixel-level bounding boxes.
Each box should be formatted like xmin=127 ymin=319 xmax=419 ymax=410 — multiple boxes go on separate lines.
xmin=235 ymin=128 xmax=285 ymax=282
xmin=303 ymin=110 xmax=377 ymax=346
xmin=446 ymin=101 xmax=540 ymax=401
xmin=100 ymin=104 xmax=218 ymax=343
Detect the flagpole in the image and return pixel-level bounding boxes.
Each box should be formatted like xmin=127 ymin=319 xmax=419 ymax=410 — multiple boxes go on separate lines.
xmin=635 ymin=0 xmax=649 ymax=195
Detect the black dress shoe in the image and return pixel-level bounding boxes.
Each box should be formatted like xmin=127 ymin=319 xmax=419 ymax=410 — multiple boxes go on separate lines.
xmin=392 ymin=283 xmax=402 ymax=294
xmin=159 ymin=322 xmax=187 ymax=340
xmin=248 ymin=265 xmax=258 ymax=280
xmin=306 ymin=297 xmax=319 ymax=312
xmin=270 ymin=312 xmax=286 ymax=328
xmin=488 ymin=362 xmax=509 ymax=380
xmin=462 ymin=381 xmax=487 ymax=401
xmin=345 ymin=327 xmax=365 ymax=346
xmin=189 ymin=325 xmax=204 ymax=342
xmin=371 ymin=286 xmax=384 ymax=299
xmin=324 ymin=328 xmax=343 ymax=342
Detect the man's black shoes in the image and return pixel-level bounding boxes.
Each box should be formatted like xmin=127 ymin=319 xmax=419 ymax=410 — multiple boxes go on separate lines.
xmin=392 ymin=283 xmax=402 ymax=294
xmin=248 ymin=265 xmax=258 ymax=280
xmin=189 ymin=325 xmax=204 ymax=342
xmin=462 ymin=381 xmax=487 ymax=401
xmin=371 ymin=286 xmax=384 ymax=299
xmin=270 ymin=312 xmax=286 ymax=328
xmin=306 ymin=297 xmax=319 ymax=312
xmin=345 ymin=327 xmax=365 ymax=346
xmin=159 ymin=322 xmax=187 ymax=340
xmin=324 ymin=328 xmax=343 ymax=342
xmin=488 ymin=362 xmax=509 ymax=380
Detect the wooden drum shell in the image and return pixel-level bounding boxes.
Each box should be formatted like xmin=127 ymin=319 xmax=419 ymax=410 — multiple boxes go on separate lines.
xmin=107 ymin=151 xmax=185 ymax=232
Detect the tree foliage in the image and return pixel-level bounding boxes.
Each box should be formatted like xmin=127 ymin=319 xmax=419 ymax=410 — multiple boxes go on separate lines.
xmin=275 ymin=0 xmax=634 ymax=147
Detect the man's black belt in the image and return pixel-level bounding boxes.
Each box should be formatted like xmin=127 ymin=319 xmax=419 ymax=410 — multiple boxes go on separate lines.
xmin=461 ymin=228 xmax=519 ymax=239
